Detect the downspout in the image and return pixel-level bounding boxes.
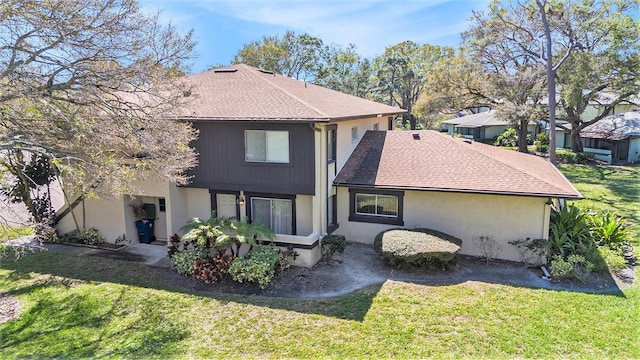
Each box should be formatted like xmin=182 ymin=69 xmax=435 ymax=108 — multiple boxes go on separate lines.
xmin=542 ymin=198 xmax=551 ymax=240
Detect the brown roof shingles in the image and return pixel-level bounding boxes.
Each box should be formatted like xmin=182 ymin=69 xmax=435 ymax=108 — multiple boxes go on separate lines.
xmin=334 ymin=130 xmax=583 ymax=199
xmin=180 ymin=64 xmax=405 ymax=121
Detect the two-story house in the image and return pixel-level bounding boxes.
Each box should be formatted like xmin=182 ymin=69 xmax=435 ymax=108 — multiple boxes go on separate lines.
xmin=56 ymin=64 xmax=405 ymax=266
xmin=57 ymin=64 xmax=583 ymax=266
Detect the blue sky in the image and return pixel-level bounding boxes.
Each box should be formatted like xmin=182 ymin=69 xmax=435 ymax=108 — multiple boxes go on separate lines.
xmin=139 ymin=0 xmax=492 ymax=73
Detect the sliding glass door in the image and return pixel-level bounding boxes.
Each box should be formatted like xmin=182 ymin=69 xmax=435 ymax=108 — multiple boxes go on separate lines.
xmin=250 ymin=197 xmax=293 ymax=235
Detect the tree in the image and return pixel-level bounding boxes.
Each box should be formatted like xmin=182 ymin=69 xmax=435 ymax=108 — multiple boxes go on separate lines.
xmin=423 ymin=47 xmax=546 ymax=152
xmin=372 ymin=41 xmax=454 ymax=129
xmin=233 ymin=31 xmax=323 ymax=81
xmin=315 ymin=43 xmax=374 ymax=98
xmin=463 ymin=0 xmax=639 ymax=162
xmin=418 ymin=52 xmax=494 ymax=116
xmin=0 ymin=0 xmax=198 ymax=226
xmin=554 ymin=7 xmax=640 ymax=152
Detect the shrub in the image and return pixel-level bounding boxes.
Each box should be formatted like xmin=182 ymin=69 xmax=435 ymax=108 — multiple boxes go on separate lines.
xmin=576 ymin=152 xmax=595 ymax=164
xmin=275 ymin=246 xmax=297 ymax=274
xmin=556 ymin=150 xmax=594 ymax=164
xmin=550 ymin=254 xmax=594 ymax=283
xmin=374 ymin=228 xmax=462 ymax=269
xmin=33 ymin=222 xmax=58 ymax=243
xmin=588 ymin=211 xmax=632 ymax=251
xmin=556 ymin=149 xmax=577 ymax=163
xmin=509 ymin=238 xmax=549 ymax=266
xmin=535 ymin=132 xmax=549 ymax=146
xmin=321 ymin=234 xmax=346 ymax=262
xmin=534 ymin=133 xmax=550 ymax=153
xmin=229 ymin=246 xmax=279 ymax=289
xmin=549 ymin=204 xmax=592 ymax=259
xmin=62 ymin=228 xmax=105 ymax=245
xmin=472 ymin=235 xmax=502 ymax=264
xmin=172 ymin=247 xmax=207 ymax=276
xmin=599 ymin=246 xmax=628 ymax=273
xmin=550 ymin=255 xmax=573 ymax=278
xmin=494 ymin=128 xmax=518 ymax=147
xmin=167 ymin=233 xmax=181 ymax=258
xmin=193 ymin=251 xmax=234 ymax=284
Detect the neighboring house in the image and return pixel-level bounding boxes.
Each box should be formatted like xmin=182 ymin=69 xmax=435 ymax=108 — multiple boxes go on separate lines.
xmin=56 ymin=64 xmax=405 ymax=266
xmin=545 ymin=92 xmax=640 ymax=151
xmin=443 ymin=110 xmax=541 ymax=141
xmin=333 ymin=130 xmax=582 ymax=262
xmin=579 ymin=111 xmax=640 ymax=164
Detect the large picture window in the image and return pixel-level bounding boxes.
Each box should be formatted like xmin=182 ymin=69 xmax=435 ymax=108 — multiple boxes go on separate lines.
xmin=245 ymin=130 xmax=289 ymax=163
xmin=348 ymin=188 xmax=404 ymax=225
xmin=250 ymin=196 xmax=294 ymax=235
xmin=355 ymin=193 xmax=398 ymax=217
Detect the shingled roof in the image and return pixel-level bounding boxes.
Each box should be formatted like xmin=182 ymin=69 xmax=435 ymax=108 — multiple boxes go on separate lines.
xmin=334 ymin=130 xmax=583 ymax=199
xmin=442 ymin=110 xmax=507 ymax=128
xmin=179 ymin=64 xmax=405 ymax=121
xmin=581 ymin=111 xmax=640 ymax=140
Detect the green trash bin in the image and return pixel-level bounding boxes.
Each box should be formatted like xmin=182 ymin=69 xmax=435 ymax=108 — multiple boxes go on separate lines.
xmin=142 ymin=203 xmax=156 ymax=219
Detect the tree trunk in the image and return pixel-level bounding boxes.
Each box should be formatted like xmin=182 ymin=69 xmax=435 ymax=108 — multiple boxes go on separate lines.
xmin=409 ymin=114 xmax=417 ymax=130
xmin=570 ymin=127 xmax=584 ymax=153
xmin=517 ymin=120 xmax=529 ymax=153
xmin=538 ymin=1 xmax=557 ymax=165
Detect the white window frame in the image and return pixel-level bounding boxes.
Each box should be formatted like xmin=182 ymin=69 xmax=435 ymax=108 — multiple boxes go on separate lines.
xmin=245 ymin=130 xmax=290 ymax=163
xmin=351 ymin=126 xmax=359 ymax=142
xmin=354 ymin=193 xmax=398 ymax=218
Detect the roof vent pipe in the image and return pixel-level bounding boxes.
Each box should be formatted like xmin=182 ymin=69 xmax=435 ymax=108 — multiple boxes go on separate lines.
xmin=412 ymin=133 xmax=420 ymax=140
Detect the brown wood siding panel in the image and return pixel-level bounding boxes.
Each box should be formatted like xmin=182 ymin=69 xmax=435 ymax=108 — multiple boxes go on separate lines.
xmin=188 ymin=122 xmax=315 ymax=195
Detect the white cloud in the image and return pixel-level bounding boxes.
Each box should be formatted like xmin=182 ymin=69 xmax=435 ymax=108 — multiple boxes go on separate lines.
xmin=194 ymin=0 xmax=487 ymax=57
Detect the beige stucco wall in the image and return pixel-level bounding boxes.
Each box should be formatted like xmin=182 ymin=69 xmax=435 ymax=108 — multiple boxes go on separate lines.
xmin=332 ymin=117 xmax=388 ymax=172
xmin=335 ymin=187 xmax=550 ymax=263
xmin=57 ymin=196 xmax=127 ymax=243
xmin=56 ymin=176 xmax=213 ymax=243
xmin=296 ymin=195 xmax=314 ymax=235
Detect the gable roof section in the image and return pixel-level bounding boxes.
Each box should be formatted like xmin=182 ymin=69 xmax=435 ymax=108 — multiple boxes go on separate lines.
xmin=334 ymin=130 xmax=583 ymax=199
xmin=442 ymin=110 xmax=507 ymax=128
xmin=582 ymin=111 xmax=640 ymax=140
xmin=179 ymin=64 xmax=405 ymax=121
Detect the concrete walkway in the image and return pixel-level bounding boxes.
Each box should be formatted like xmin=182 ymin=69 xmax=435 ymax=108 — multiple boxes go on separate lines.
xmin=4 ymin=235 xmax=171 ymax=267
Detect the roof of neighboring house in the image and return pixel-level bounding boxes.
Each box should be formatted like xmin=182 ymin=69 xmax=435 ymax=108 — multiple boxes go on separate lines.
xmin=442 ymin=110 xmax=508 ymax=128
xmin=178 ymin=64 xmax=405 ymax=121
xmin=581 ymin=111 xmax=640 ymax=140
xmin=334 ymin=130 xmax=583 ymax=199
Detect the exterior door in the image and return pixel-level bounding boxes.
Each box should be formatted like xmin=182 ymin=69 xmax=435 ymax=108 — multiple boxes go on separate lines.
xmin=617 ymin=139 xmax=629 ymax=162
xmin=216 ymin=193 xmax=237 ymax=219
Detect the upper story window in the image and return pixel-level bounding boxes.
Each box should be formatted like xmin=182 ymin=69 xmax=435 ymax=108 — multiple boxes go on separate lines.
xmin=373 ymin=123 xmax=379 ymax=131
xmin=327 ymin=126 xmax=337 ymax=163
xmin=245 ymin=130 xmax=289 ymax=163
xmin=351 ymin=126 xmax=359 ymax=142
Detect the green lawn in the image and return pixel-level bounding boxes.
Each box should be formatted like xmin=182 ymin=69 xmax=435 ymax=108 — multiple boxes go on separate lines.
xmin=0 ymin=252 xmax=638 ymax=359
xmin=0 ymin=163 xmax=638 ymax=358
xmin=0 ymin=225 xmax=33 ymax=243
xmin=559 ymin=164 xmax=640 ymax=245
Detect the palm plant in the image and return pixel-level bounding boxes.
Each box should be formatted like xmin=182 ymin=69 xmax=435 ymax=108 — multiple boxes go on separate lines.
xmin=588 ymin=211 xmax=632 ymax=251
xmin=180 ymin=217 xmax=229 ymax=249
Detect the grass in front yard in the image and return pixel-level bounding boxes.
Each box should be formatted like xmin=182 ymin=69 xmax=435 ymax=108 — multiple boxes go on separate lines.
xmin=0 ymin=225 xmax=33 ymax=243
xmin=559 ymin=164 xmax=640 ymax=245
xmin=1 ymin=251 xmax=638 ymax=358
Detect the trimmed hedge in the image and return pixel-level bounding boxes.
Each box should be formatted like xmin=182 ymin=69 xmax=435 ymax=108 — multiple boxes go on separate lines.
xmin=556 ymin=149 xmax=595 ymax=164
xmin=374 ymin=228 xmax=462 ymax=269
